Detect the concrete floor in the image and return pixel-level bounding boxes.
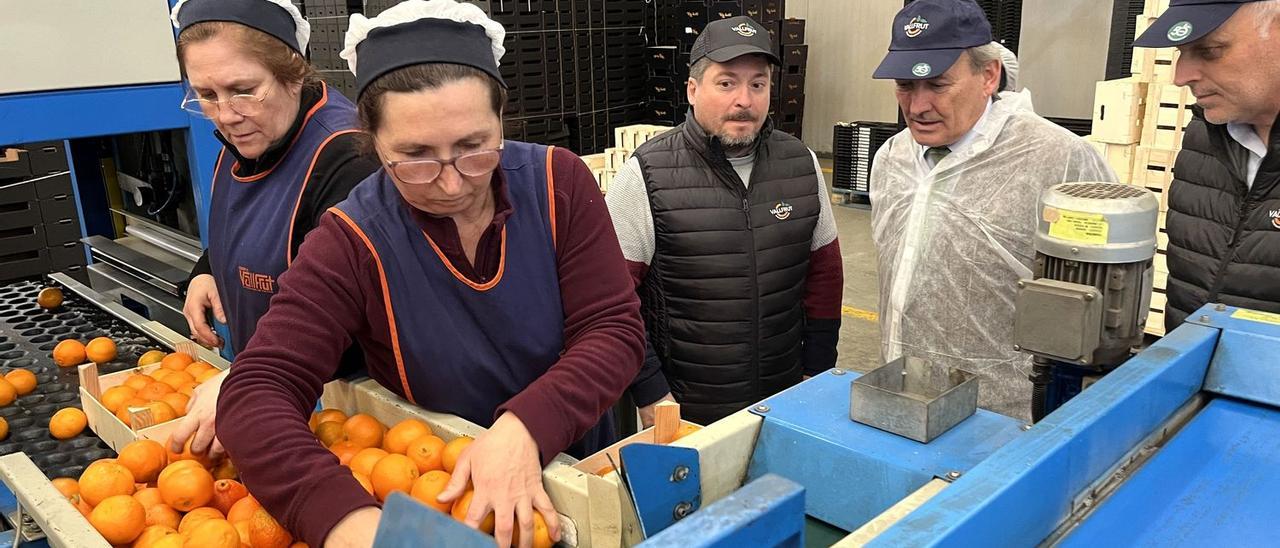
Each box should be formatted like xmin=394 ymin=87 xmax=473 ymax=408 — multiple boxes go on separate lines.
xmin=819 ymin=157 xmax=884 ymax=374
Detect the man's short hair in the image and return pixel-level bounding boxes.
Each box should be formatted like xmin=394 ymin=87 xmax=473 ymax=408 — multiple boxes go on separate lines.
xmin=1251 ymin=0 xmax=1280 ymax=39
xmin=965 ymin=42 xmax=1003 ymax=75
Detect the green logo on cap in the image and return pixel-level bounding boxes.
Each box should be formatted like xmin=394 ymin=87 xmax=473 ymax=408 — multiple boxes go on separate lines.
xmin=1168 ymin=21 xmax=1193 ymax=42
xmin=912 ymin=63 xmax=932 ymax=77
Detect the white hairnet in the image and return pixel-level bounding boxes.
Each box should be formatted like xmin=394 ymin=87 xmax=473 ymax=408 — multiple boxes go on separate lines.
xmin=991 ymin=41 xmax=1019 ymax=92
xmin=869 ymin=97 xmax=1116 ymax=420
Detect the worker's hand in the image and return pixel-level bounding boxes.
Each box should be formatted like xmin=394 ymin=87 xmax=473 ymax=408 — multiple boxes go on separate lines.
xmin=438 ymin=412 xmax=560 ymax=548
xmin=638 ymin=393 xmax=676 ymax=429
xmin=183 ymin=274 xmax=225 ymax=348
xmin=167 ymin=368 xmax=229 ymax=460
xmin=324 ymin=506 xmax=381 ymax=548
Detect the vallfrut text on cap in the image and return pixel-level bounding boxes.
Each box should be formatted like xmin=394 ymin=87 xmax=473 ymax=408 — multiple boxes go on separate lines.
xmin=689 ymin=15 xmax=783 ymax=67
xmin=872 ymin=0 xmax=993 ymax=80
xmin=1134 ymin=0 xmax=1257 ymax=48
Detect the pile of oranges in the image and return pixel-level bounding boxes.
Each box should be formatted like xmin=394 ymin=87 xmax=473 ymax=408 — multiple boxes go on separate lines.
xmin=97 ymin=351 xmax=222 ymax=430
xmin=55 ymin=437 xmax=305 ymax=548
xmin=310 ymin=410 xmax=553 ymax=547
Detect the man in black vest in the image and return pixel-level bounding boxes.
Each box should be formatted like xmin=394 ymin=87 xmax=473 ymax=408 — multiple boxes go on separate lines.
xmin=869 ymin=0 xmax=1115 ymax=419
xmin=1135 ymin=0 xmax=1280 ymax=329
xmin=606 ymin=16 xmax=843 ymax=426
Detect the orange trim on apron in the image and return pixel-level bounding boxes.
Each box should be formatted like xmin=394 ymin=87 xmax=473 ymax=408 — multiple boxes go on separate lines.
xmin=421 ymin=228 xmax=507 ymax=292
xmin=231 ymin=85 xmax=332 ymax=183
xmin=286 ymin=129 xmax=364 ymax=267
xmin=328 ymin=206 xmax=416 ymax=403
xmin=544 ymin=146 xmax=557 ymax=249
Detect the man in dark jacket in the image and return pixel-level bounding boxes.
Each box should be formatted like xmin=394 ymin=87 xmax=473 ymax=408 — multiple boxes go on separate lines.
xmin=1135 ymin=0 xmax=1280 ymax=329
xmin=605 ymin=16 xmax=843 ymax=425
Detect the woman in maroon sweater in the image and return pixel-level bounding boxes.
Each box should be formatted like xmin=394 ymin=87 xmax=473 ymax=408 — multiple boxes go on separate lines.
xmin=214 ymin=3 xmax=644 ymax=547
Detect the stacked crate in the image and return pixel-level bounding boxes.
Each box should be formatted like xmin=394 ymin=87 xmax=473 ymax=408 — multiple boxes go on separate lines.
xmin=304 ymin=0 xmax=360 ymax=101
xmin=566 ymin=0 xmax=651 ymax=153
xmin=579 ymin=124 xmax=673 ymax=194
xmin=831 ymin=122 xmax=898 ymax=206
xmin=1086 ymin=0 xmax=1189 ymax=336
xmin=775 ymin=18 xmax=807 ymax=137
xmin=0 ymin=142 xmax=88 ymax=284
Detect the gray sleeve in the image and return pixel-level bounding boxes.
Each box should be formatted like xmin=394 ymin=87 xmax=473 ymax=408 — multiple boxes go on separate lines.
xmin=604 ymin=156 xmax=656 ymax=265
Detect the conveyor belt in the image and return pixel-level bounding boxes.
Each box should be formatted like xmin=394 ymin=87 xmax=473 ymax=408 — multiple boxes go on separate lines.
xmin=0 ymin=279 xmax=152 ymax=479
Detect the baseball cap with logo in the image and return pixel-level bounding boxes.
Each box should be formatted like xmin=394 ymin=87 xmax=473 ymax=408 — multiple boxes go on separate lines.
xmin=872 ymin=0 xmax=993 ymax=80
xmin=689 ymin=15 xmax=782 ymax=67
xmin=1133 ymin=0 xmax=1258 ymax=48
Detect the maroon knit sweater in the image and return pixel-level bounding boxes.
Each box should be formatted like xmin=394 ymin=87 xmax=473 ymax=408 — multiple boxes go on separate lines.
xmin=216 ymin=147 xmax=644 ymax=547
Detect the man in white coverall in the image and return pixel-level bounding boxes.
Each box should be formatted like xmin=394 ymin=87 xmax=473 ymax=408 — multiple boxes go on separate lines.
xmin=869 ymin=0 xmax=1116 ymax=420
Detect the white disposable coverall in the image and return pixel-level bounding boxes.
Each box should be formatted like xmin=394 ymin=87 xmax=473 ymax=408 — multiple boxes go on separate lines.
xmin=870 ymin=92 xmax=1116 ymax=420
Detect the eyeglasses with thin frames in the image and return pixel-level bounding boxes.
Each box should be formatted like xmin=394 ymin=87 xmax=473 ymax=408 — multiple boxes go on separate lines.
xmin=180 ymin=82 xmax=273 ymax=119
xmin=380 ymin=146 xmax=505 ymax=185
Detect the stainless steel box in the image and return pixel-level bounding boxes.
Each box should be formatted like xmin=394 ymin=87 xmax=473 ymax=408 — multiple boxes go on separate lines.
xmin=850 ymin=357 xmax=979 ymax=443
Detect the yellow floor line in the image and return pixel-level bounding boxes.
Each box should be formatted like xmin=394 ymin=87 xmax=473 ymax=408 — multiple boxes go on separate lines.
xmin=842 ymin=306 xmax=878 ymax=322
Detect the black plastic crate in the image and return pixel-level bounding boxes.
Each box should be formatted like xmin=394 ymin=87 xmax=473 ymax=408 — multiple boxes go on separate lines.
xmin=782 ymin=44 xmax=807 ymax=68
xmin=780 ymin=18 xmax=805 ymax=44
xmin=761 ymin=0 xmax=783 ymax=23
xmin=707 ymin=1 xmax=740 ymax=22
xmin=832 ymin=121 xmax=898 ymax=194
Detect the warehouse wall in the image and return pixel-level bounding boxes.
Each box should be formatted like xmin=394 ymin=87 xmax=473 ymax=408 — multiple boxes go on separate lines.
xmin=786 ymin=0 xmax=903 ymax=154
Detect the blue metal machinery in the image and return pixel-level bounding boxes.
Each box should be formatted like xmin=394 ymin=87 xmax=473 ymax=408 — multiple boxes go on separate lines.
xmin=656 ymin=303 xmax=1280 ymax=546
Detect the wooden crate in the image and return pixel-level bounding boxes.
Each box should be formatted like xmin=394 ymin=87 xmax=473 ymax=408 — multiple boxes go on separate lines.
xmin=604 ymin=147 xmax=629 ymax=171
xmin=1132 ymin=146 xmax=1178 ymax=212
xmin=614 ymin=124 xmax=673 ymax=151
xmin=1091 ymin=78 xmax=1147 ymax=145
xmin=1142 ymin=84 xmax=1194 ymax=149
xmin=1087 ymin=137 xmax=1138 ymax=183
xmin=1132 ymin=15 xmax=1179 ymax=83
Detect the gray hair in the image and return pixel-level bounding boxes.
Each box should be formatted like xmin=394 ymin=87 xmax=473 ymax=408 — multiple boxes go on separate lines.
xmin=1248 ymin=0 xmax=1280 ymax=38
xmin=965 ymin=42 xmax=1004 ymax=74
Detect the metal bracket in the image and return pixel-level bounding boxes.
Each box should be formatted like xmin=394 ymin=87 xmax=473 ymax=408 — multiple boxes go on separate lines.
xmin=619 ymin=443 xmax=702 ymax=538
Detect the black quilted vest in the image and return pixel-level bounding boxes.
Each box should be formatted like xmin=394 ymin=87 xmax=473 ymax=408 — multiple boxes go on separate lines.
xmin=1165 ymin=109 xmax=1280 ymax=330
xmin=633 ymin=117 xmax=819 ymax=424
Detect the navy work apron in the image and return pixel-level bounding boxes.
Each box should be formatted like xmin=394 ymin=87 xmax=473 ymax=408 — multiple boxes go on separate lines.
xmin=207 ymin=84 xmax=359 ymax=354
xmin=330 ymin=141 xmax=614 ymax=458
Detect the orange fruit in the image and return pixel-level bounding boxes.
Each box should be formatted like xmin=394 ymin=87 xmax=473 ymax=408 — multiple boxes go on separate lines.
xmin=138 ymin=350 xmax=167 ymax=367
xmin=133 ymin=525 xmax=177 ymax=548
xmin=210 ymin=479 xmax=249 ymax=514
xmin=247 ymin=508 xmax=293 ymax=548
xmin=143 ymin=401 xmax=177 ymax=424
xmin=52 ymin=339 xmax=86 ymax=367
xmin=349 ymin=448 xmax=388 ymax=477
xmin=314 ymin=421 xmax=345 ymax=447
xmin=160 ymin=353 xmax=195 ymax=372
xmin=118 ymin=440 xmax=168 ymax=484
xmin=0 ymin=379 xmax=16 ymax=407
xmin=101 ymin=385 xmax=138 ymax=413
xmin=226 ymin=495 xmax=261 ymax=524
xmin=370 ymin=454 xmax=419 ymax=502
xmin=178 ymin=506 xmax=224 ymax=535
xmin=235 ymin=521 xmax=252 ymax=547
xmin=4 ymin=369 xmax=37 ymax=396
xmin=137 ymin=382 xmax=175 ymax=402
xmin=406 ymin=435 xmax=446 ymax=473
xmin=145 ymin=503 xmax=182 ymax=530
xmin=86 ymin=337 xmax=118 ymax=365
xmin=184 ymin=361 xmax=215 ymax=376
xmin=160 ymin=370 xmax=194 ymax=391
xmin=158 ymin=460 xmax=203 ymax=483
xmin=148 ymin=369 xmax=172 ymax=383
xmin=441 ymin=436 xmax=473 ymax=473
xmin=37 ymin=287 xmax=63 ymax=310
xmin=450 ymin=490 xmax=495 ymax=534
xmin=187 ymin=518 xmax=240 ymax=548
xmin=290 ymin=543 xmax=309 ymax=548
xmin=177 ymin=381 xmax=200 ymax=397
xmin=342 ymin=414 xmax=385 ymax=449
xmin=124 ymin=374 xmax=152 ymax=391
xmin=512 ymin=512 xmax=554 ymax=548
xmin=134 ymin=487 xmax=165 ymax=509
xmin=0 ymin=417 xmax=7 ymax=440
xmin=195 ymin=369 xmax=221 ymax=383
xmin=150 ymin=531 xmax=184 ymax=548
xmin=89 ymin=494 xmax=146 ymax=544
xmin=157 ymin=462 xmax=214 ymax=512
xmin=117 ymin=398 xmax=149 ymax=427
xmin=383 ymin=419 xmax=432 ymax=454
xmin=329 ymin=441 xmax=361 ymax=465
xmin=74 ymin=496 xmax=93 ymax=519
xmin=352 ymin=470 xmax=374 ymax=496
xmin=159 ymin=393 xmax=190 ymax=417
xmin=409 ymin=470 xmax=453 ymax=513
xmin=49 ymin=407 xmax=87 ymax=439
xmin=310 ymin=409 xmax=348 ymax=433
xmin=166 ymin=435 xmax=217 ymax=469
xmin=211 ymin=459 xmax=239 ymax=481
xmin=51 ymin=477 xmax=79 ymax=498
